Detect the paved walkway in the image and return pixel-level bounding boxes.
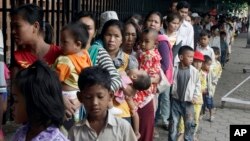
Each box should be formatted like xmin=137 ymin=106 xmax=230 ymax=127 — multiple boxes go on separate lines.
xmin=154 ymin=33 xmax=250 ymax=141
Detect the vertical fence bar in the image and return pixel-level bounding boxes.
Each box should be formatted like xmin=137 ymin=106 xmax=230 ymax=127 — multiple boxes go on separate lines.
xmin=45 ymin=0 xmax=49 ymax=22
xmin=39 ymin=0 xmax=43 ymax=8
xmin=61 ymin=0 xmax=65 ymax=25
xmin=86 ymin=0 xmax=89 ymax=11
xmin=51 ymin=0 xmax=55 ymax=28
xmin=2 ymin=0 xmax=7 ymax=62
xmin=33 ymin=0 xmax=37 ymax=5
xmin=56 ymin=0 xmax=60 ymax=44
xmin=10 ymin=0 xmax=16 ymax=65
xmin=93 ymin=0 xmax=96 ymax=13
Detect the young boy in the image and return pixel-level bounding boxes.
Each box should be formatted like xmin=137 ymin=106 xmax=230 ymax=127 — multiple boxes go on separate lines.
xmin=220 ymin=31 xmax=229 ymax=68
xmin=196 ymin=30 xmax=215 ymax=63
xmin=68 ymin=66 xmax=137 ymax=141
xmin=201 ymin=55 xmax=214 ymax=122
xmin=178 ymin=51 xmax=205 ymax=141
xmin=168 ymin=46 xmax=201 ymax=141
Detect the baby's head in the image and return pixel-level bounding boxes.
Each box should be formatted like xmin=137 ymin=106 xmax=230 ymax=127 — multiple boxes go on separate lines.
xmin=140 ymin=28 xmax=158 ymax=51
xmin=127 ymin=69 xmax=151 ymax=91
xmin=12 ymin=60 xmax=65 ymax=127
xmin=77 ymin=66 xmax=113 ymax=119
xmin=60 ymin=22 xmax=89 ymax=55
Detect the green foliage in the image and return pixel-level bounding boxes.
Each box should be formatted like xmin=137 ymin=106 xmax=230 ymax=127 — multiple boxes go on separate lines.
xmin=221 ymin=0 xmax=248 ymax=13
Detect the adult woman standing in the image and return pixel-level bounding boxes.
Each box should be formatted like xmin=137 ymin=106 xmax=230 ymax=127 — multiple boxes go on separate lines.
xmin=143 ymin=11 xmax=173 ymax=141
xmin=10 ymin=4 xmax=83 ymax=122
xmin=10 ymin=4 xmax=61 ymax=70
xmin=100 ymin=19 xmax=138 ymax=121
xmin=122 ymin=20 xmax=141 ymax=57
xmin=75 ymin=11 xmax=122 ymax=93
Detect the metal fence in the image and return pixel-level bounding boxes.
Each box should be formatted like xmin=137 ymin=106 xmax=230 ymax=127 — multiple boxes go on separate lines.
xmin=0 ymin=0 xmax=170 ymax=64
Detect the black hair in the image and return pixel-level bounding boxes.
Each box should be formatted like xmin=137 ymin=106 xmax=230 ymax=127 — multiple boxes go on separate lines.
xmin=144 ymin=11 xmax=163 ymax=25
xmin=44 ymin=22 xmax=54 ymax=44
xmin=163 ymin=12 xmax=181 ymax=29
xmin=133 ymin=74 xmax=151 ymax=91
xmin=220 ymin=31 xmax=227 ymax=36
xmin=61 ymin=22 xmax=89 ymax=49
xmin=211 ymin=47 xmax=220 ymax=55
xmin=100 ymin=19 xmax=124 ymax=42
xmin=210 ymin=25 xmax=219 ymax=32
xmin=73 ymin=11 xmax=97 ymax=30
xmin=130 ymin=14 xmax=143 ymax=26
xmin=78 ymin=66 xmax=112 ymax=92
xmin=14 ymin=60 xmax=65 ymax=127
xmin=204 ymin=55 xmax=212 ymax=63
xmin=10 ymin=4 xmax=43 ymax=31
xmin=142 ymin=28 xmax=158 ymax=40
xmin=178 ymin=45 xmax=194 ymax=56
xmin=199 ymin=30 xmax=210 ymax=38
xmin=170 ymin=0 xmax=179 ymax=7
xmin=124 ymin=19 xmax=141 ymax=44
xmin=176 ymin=1 xmax=190 ymax=11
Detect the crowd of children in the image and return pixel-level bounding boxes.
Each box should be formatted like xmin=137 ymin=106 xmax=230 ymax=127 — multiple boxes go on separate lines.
xmin=0 ymin=0 xmax=244 ymax=140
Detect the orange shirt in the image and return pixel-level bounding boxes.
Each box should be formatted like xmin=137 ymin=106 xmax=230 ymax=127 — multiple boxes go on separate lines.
xmin=54 ymin=49 xmax=92 ymax=89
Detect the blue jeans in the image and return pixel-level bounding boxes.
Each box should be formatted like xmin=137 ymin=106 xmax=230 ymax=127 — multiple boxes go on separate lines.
xmin=168 ymin=99 xmax=196 ymax=141
xmin=155 ymin=85 xmax=171 ymax=124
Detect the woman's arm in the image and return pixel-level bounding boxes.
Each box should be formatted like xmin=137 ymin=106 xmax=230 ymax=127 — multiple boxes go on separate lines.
xmin=97 ymin=48 xmax=122 ymax=92
xmin=158 ymin=41 xmax=170 ymax=72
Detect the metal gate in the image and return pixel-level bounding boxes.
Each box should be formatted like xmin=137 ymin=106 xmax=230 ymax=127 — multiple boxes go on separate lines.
xmin=0 ymin=0 xmax=169 ymax=64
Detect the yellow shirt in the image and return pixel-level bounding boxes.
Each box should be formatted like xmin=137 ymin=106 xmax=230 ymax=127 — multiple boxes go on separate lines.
xmin=195 ymin=70 xmax=206 ymax=105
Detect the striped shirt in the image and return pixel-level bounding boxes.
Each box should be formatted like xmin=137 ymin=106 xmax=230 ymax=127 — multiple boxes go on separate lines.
xmin=96 ymin=47 xmax=122 ymax=92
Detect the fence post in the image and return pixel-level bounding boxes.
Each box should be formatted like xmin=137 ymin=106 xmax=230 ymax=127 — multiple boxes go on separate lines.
xmin=72 ymin=0 xmax=81 ymax=21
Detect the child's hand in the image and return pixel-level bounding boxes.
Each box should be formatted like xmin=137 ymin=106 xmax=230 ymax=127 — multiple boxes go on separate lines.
xmin=151 ymin=74 xmax=160 ymax=84
xmin=63 ymin=96 xmax=79 ymax=119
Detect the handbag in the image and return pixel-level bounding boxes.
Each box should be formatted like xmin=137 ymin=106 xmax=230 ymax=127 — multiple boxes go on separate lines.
xmin=157 ymin=68 xmax=170 ymax=94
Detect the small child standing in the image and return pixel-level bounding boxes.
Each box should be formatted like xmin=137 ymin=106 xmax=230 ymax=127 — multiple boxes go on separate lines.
xmin=11 ymin=60 xmax=68 ymax=141
xmin=201 ymin=55 xmax=214 ymax=122
xmin=68 ymin=66 xmax=137 ymax=141
xmin=53 ymin=22 xmax=92 ymax=122
xmin=196 ymin=30 xmax=215 ymax=63
xmin=219 ymin=31 xmax=229 ymax=68
xmin=177 ymin=51 xmax=205 ymax=141
xmin=168 ymin=46 xmax=201 ymax=141
xmin=211 ymin=47 xmax=222 ymax=104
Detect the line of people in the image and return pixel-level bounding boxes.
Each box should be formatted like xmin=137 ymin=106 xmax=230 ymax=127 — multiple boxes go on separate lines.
xmin=0 ymin=0 xmax=242 ymax=141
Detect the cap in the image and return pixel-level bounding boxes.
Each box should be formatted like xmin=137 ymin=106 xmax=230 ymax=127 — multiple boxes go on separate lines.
xmin=194 ymin=51 xmax=204 ymax=61
xmin=98 ymin=11 xmax=119 ymax=34
xmin=191 ymin=13 xmax=200 ymax=18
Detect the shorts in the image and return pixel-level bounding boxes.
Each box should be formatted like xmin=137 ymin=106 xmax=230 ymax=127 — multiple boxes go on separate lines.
xmin=203 ymin=93 xmax=214 ymax=110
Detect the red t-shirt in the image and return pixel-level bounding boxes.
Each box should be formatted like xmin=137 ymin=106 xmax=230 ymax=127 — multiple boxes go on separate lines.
xmin=14 ymin=44 xmax=61 ymax=68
